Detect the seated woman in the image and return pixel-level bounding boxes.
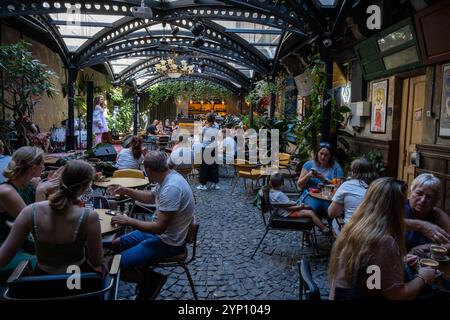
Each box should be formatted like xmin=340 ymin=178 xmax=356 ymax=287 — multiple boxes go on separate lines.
xmin=0 ymin=160 xmax=104 ymax=275
xmin=0 ymin=147 xmax=61 ymax=254
xmin=116 ymin=136 xmax=144 ymax=170
xmin=329 ymin=177 xmax=437 ymax=300
xmin=404 ymin=173 xmax=450 ymax=255
xmin=296 ymin=142 xmax=344 ymax=221
xmin=328 ymin=158 xmax=378 ymax=235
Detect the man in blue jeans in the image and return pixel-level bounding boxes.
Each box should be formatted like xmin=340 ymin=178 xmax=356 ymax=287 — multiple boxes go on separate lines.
xmin=108 ymin=151 xmax=195 ymax=300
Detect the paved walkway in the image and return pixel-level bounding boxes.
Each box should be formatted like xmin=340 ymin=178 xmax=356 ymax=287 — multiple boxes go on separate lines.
xmin=118 ymin=168 xmax=332 ymax=300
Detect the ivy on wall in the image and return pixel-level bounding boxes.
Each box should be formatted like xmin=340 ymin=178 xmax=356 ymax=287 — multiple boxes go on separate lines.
xmin=146 ymin=81 xmax=232 ymax=111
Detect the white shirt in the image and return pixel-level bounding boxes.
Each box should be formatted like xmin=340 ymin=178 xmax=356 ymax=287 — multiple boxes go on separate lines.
xmin=92 ymin=105 xmax=108 ymax=134
xmin=155 ymin=171 xmax=195 ymax=246
xmin=331 ymin=179 xmax=368 ymax=224
xmin=115 ymin=148 xmax=144 ymax=170
xmin=219 ymin=137 xmax=236 ymax=164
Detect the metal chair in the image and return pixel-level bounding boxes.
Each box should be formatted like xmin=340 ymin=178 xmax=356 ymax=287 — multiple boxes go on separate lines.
xmin=149 ymin=223 xmax=199 ymax=300
xmin=251 ymin=186 xmax=319 ymax=259
xmin=298 ymin=259 xmax=321 ymax=300
xmin=113 ymin=169 xmax=145 ymax=179
xmin=231 ymin=159 xmax=262 ymax=194
xmin=4 ymin=255 xmax=122 ymax=300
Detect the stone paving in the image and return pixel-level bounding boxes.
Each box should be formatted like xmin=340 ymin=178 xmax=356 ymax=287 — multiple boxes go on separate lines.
xmin=118 ymin=167 xmax=333 ymax=300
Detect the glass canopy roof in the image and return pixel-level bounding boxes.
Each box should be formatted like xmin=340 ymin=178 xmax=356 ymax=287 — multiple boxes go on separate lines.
xmin=3 ymin=0 xmax=338 ymax=91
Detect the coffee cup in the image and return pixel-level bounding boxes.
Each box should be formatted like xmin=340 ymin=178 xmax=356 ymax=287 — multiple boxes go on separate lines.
xmin=430 ymin=245 xmax=448 ymax=260
xmin=419 ymin=258 xmax=439 ymax=269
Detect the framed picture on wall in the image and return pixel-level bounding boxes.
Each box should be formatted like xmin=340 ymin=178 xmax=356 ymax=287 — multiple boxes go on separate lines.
xmin=439 ymin=63 xmax=450 ymax=137
xmin=370 ymin=79 xmax=388 ymax=133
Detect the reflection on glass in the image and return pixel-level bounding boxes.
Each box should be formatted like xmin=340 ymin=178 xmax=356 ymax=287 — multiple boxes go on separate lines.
xmin=383 ymin=46 xmax=419 ymax=70
xmin=377 ymin=25 xmax=413 ymax=52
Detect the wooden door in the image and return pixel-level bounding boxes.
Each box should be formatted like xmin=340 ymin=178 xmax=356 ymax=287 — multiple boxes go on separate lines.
xmin=398 ymin=75 xmax=426 ymax=185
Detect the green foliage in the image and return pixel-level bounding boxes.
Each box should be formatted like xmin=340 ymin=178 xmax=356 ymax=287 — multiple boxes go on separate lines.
xmin=297 ymin=53 xmax=350 ymax=155
xmin=245 ymin=80 xmax=278 ymax=106
xmin=106 ymin=87 xmax=133 ymax=135
xmin=0 ymin=41 xmax=57 ymax=145
xmin=146 ymin=81 xmax=232 ymax=110
xmin=258 ymin=114 xmax=300 ymax=152
xmin=221 ymin=115 xmax=241 ymax=128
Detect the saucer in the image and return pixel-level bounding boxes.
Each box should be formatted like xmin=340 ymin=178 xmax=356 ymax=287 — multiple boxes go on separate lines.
xmin=430 ymin=254 xmax=450 ymax=262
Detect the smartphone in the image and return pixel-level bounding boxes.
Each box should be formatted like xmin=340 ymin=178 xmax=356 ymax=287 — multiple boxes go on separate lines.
xmin=105 ymin=210 xmax=118 ymax=216
xmin=311 ymin=168 xmax=317 ymax=174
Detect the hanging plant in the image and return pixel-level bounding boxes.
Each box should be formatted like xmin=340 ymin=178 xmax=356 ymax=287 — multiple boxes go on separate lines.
xmin=146 ymin=81 xmax=232 ymax=111
xmin=106 ymin=87 xmax=133 ymax=135
xmin=245 ymin=80 xmax=278 ymax=106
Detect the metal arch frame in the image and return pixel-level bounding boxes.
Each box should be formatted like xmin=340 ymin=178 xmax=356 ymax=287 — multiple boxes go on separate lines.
xmin=75 ymin=18 xmax=270 ymax=71
xmin=138 ymin=74 xmax=240 ymax=94
xmin=14 ymin=14 xmax=70 ymax=67
xmin=0 ymin=1 xmax=308 ymax=32
xmin=80 ymin=36 xmax=267 ymax=74
xmin=113 ymin=55 xmax=250 ymax=86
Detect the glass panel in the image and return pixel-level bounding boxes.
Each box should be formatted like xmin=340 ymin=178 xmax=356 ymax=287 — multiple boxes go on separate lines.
xmin=49 ymin=14 xmax=125 ymax=24
xmin=255 ymin=46 xmax=277 ymax=59
xmin=58 ymin=25 xmax=103 ymax=37
xmin=234 ymin=33 xmax=280 ymax=44
xmin=110 ymin=58 xmax=144 ymax=66
xmin=383 ymin=46 xmax=419 ymax=70
xmin=377 ymin=25 xmax=413 ymax=52
xmin=110 ymin=65 xmax=128 ymax=74
xmin=63 ymin=38 xmax=89 ymax=52
xmin=212 ymin=20 xmax=280 ymax=31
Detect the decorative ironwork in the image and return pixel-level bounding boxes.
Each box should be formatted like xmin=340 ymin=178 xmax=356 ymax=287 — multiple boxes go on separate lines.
xmin=154 ymin=51 xmax=195 ymax=79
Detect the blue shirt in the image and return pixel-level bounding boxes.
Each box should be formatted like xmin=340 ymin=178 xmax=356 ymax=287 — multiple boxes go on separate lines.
xmin=405 ymin=201 xmax=435 ymax=251
xmin=0 ymin=155 xmax=12 ymax=184
xmin=302 ymin=159 xmax=344 ymax=189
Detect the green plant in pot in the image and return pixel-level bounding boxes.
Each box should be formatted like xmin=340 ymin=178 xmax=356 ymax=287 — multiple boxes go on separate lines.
xmin=0 ymin=41 xmax=57 ymax=146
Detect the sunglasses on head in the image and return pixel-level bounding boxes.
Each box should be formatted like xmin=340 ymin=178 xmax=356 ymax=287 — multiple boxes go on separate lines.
xmin=319 ymin=142 xmax=332 ymax=149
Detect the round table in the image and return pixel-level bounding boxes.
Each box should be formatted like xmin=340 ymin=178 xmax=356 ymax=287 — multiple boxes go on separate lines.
xmin=93 ymin=177 xmax=150 ymax=189
xmin=96 ymin=209 xmax=124 ymax=236
xmin=309 ymin=191 xmax=333 ymax=202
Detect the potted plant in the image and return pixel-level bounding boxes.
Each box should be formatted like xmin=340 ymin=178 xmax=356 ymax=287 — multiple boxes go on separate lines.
xmin=0 ymin=41 xmax=57 ymax=147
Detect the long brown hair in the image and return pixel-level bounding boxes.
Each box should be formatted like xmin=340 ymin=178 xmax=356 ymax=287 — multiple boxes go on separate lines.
xmin=328 ymin=177 xmax=407 ymax=285
xmin=130 ymin=136 xmax=143 ymax=160
xmin=48 ymin=160 xmax=95 ymax=214
xmin=93 ymin=95 xmax=104 ymax=107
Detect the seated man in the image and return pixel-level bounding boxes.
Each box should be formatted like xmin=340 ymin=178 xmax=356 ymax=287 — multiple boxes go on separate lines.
xmin=108 ymin=151 xmax=195 ymax=300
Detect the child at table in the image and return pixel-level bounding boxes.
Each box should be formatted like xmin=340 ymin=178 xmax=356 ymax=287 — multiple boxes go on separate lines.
xmin=261 ymin=173 xmax=330 ymax=232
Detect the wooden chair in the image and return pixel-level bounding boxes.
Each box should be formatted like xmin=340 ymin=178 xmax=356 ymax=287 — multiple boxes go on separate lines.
xmin=251 ymin=186 xmax=318 ymax=258
xmin=113 ymin=169 xmax=145 ymax=179
xmin=4 ymin=255 xmax=122 ymax=300
xmin=148 ymin=223 xmax=199 ymax=300
xmin=231 ymin=159 xmax=262 ymax=194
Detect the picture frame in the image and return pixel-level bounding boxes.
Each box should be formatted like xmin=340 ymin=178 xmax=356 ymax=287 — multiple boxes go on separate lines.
xmin=370 ymin=79 xmax=388 ymax=133
xmin=439 ymin=63 xmax=450 ymax=137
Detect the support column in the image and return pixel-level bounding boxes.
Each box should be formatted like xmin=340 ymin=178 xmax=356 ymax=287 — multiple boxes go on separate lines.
xmin=250 ymin=103 xmax=254 ymax=128
xmin=238 ymin=91 xmax=243 ymax=114
xmin=269 ymin=76 xmax=276 ymax=118
xmin=320 ymin=48 xmax=333 ymax=143
xmin=66 ymin=67 xmax=78 ymax=151
xmin=86 ymin=81 xmax=94 ymax=150
xmin=133 ymin=93 xmax=139 ymax=135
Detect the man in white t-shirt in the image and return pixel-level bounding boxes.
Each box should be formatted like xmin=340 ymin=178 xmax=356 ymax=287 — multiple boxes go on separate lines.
xmin=108 ymin=151 xmax=195 ymax=299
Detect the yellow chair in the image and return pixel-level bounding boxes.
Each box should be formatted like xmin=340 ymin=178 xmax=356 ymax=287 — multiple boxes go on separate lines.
xmin=113 ymin=169 xmax=145 ymax=179
xmin=231 ymin=159 xmax=262 ymax=194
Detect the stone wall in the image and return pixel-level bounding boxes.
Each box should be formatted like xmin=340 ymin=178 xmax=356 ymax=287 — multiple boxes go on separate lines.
xmin=1 ymin=24 xmax=67 ymax=132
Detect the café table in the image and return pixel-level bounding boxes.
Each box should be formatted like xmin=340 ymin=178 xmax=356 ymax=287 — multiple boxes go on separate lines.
xmin=96 ymin=209 xmax=124 ymax=236
xmin=93 ymin=177 xmax=150 ymax=189
xmin=309 ymin=191 xmax=333 ymax=202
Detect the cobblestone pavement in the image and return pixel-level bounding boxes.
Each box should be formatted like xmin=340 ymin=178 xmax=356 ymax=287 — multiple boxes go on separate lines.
xmin=118 ymin=167 xmax=333 ymax=300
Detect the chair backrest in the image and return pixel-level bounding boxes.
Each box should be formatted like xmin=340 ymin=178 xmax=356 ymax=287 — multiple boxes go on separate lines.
xmin=233 ymin=159 xmax=259 ymax=173
xmin=113 ymin=169 xmax=145 ymax=179
xmin=4 ymin=256 xmax=121 ymax=300
xmin=184 ymin=223 xmax=199 ymax=264
xmin=278 ymin=153 xmax=291 ymax=165
xmin=258 ymin=186 xmax=272 ymax=226
xmin=298 ymin=259 xmax=321 ymax=301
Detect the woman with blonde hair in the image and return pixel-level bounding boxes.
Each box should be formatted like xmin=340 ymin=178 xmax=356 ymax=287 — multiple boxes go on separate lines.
xmin=0 ymin=146 xmax=61 ymax=276
xmin=329 ymin=177 xmax=437 ymax=300
xmin=0 ymin=160 xmax=104 ymax=275
xmin=93 ymin=95 xmax=109 ymax=146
